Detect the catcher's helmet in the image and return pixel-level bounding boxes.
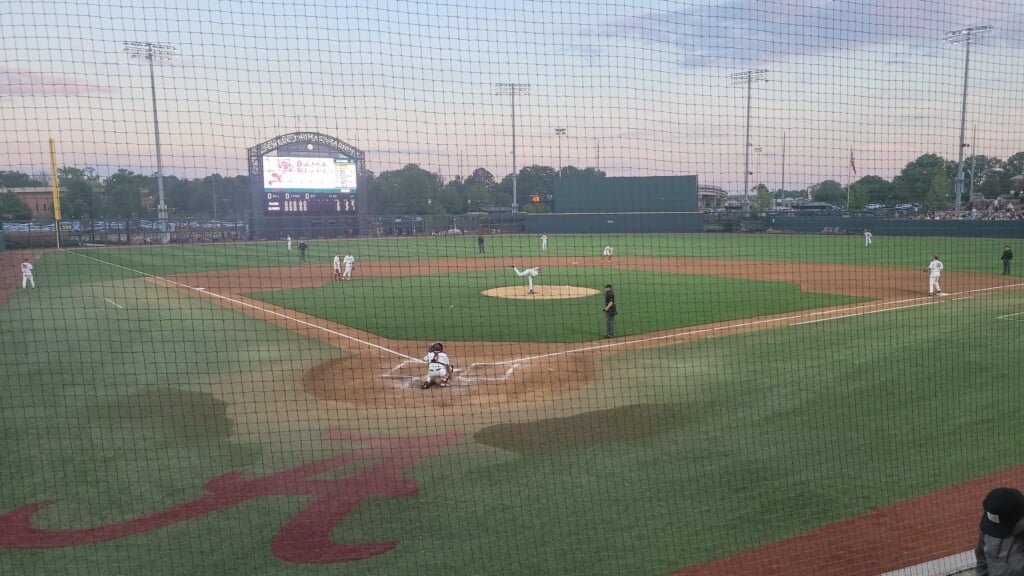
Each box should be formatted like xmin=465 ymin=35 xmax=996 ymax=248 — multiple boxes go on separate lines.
xmin=430 ymin=341 xmax=444 ymax=352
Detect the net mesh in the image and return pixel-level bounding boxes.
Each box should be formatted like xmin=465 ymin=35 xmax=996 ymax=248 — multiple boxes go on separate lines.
xmin=1 ymin=2 xmax=1023 ymax=575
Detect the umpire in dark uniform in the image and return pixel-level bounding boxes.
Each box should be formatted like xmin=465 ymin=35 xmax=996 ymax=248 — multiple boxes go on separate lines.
xmin=603 ymin=284 xmax=617 ymax=338
xmin=1002 ymin=245 xmax=1013 ymax=275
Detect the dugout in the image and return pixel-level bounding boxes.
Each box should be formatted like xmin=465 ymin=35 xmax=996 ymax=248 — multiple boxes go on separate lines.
xmin=525 ymin=175 xmax=702 ymax=233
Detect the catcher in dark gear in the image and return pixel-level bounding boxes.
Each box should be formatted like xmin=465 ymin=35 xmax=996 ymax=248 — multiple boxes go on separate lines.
xmin=422 ymin=342 xmax=453 ymax=389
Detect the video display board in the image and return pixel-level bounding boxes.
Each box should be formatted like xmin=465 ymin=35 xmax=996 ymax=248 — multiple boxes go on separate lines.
xmin=263 ymin=156 xmax=357 ymax=214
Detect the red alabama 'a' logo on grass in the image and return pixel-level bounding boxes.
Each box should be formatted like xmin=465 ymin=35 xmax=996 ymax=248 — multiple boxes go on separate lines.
xmin=0 ymin=431 xmax=463 ymax=564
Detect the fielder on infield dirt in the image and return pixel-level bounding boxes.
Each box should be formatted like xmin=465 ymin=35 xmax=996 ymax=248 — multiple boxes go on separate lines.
xmin=512 ymin=265 xmax=542 ymax=294
xmin=422 ymin=342 xmax=453 ymax=389
xmin=925 ymin=254 xmax=945 ymax=296
xmin=332 ymin=251 xmax=342 ymax=281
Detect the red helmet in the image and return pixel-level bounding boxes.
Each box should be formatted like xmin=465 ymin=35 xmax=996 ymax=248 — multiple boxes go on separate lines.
xmin=430 ymin=341 xmax=444 ymax=352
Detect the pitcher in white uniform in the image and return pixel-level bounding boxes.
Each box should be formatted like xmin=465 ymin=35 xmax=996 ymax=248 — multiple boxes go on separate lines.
xmin=512 ymin=265 xmax=542 ymax=294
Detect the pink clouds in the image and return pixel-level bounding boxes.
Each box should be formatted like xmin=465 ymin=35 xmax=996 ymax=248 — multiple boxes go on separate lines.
xmin=0 ymin=65 xmax=113 ymax=96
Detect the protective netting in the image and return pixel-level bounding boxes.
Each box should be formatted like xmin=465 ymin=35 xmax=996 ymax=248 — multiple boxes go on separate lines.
xmin=2 ymin=2 xmax=1024 ymax=575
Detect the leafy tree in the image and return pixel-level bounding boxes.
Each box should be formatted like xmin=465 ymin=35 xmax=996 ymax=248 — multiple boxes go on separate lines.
xmin=891 ymin=154 xmax=948 ymax=204
xmin=750 ymin=185 xmax=773 ymax=215
xmin=0 ymin=192 xmax=32 ymax=220
xmin=496 ymin=165 xmax=557 ymax=209
xmin=370 ymin=164 xmax=443 ymax=214
xmin=1003 ymin=152 xmax=1024 ymax=180
xmin=977 ymin=169 xmax=1011 ymax=199
xmin=923 ymin=171 xmax=953 ymax=210
xmin=559 ymin=166 xmax=605 ymax=180
xmin=465 ymin=168 xmax=496 ymax=189
xmin=808 ymin=180 xmax=845 ymax=206
xmin=0 ymin=171 xmax=47 ymax=188
xmin=103 ymin=169 xmax=144 ymax=220
xmin=850 ymin=175 xmax=890 ymax=208
xmin=777 ymin=189 xmax=807 ymax=199
xmin=59 ymin=166 xmax=101 ymax=219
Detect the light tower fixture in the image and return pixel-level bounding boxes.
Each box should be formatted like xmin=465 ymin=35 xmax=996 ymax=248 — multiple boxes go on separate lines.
xmin=124 ymin=41 xmax=178 ymax=242
xmin=495 ymin=83 xmax=530 ymax=212
xmin=944 ymin=25 xmax=993 ymax=211
xmin=730 ymin=69 xmax=769 ymax=212
xmin=555 ymin=128 xmax=566 ymax=177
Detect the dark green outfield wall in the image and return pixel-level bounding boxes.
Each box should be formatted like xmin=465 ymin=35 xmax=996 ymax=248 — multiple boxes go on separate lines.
xmin=525 ymin=212 xmax=705 ymax=233
xmin=768 ymin=216 xmax=1024 ymax=238
xmin=553 ymin=176 xmax=698 ymax=213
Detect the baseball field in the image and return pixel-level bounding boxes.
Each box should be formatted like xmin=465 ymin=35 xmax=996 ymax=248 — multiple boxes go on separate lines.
xmin=1 ymin=232 xmax=1022 ymax=576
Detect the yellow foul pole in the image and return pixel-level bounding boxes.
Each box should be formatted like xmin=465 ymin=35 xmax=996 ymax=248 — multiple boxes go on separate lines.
xmin=48 ymin=138 xmax=61 ymax=249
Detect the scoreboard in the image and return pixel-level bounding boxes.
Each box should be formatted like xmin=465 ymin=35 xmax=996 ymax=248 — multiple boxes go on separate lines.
xmin=263 ymin=156 xmax=357 ymax=214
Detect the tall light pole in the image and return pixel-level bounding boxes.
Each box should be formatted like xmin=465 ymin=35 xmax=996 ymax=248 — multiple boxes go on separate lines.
xmin=495 ymin=83 xmax=530 ymax=212
xmin=555 ymin=128 xmax=566 ymax=177
xmin=731 ymin=69 xmax=768 ymax=212
xmin=945 ymin=25 xmax=992 ymax=211
xmin=125 ymin=41 xmax=177 ymax=242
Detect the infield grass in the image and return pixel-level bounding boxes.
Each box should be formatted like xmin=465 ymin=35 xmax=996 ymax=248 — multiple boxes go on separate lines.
xmin=248 ymin=266 xmax=865 ymax=342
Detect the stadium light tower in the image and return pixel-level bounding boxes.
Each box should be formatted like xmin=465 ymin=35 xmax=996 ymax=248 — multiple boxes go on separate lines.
xmin=945 ymin=25 xmax=993 ymax=211
xmin=555 ymin=128 xmax=567 ymax=177
xmin=731 ymin=69 xmax=768 ymax=211
xmin=125 ymin=41 xmax=177 ymax=242
xmin=495 ymin=83 xmax=530 ymax=212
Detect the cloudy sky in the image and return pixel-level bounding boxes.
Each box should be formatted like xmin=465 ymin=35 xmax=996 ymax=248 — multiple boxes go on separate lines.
xmin=2 ymin=0 xmax=1023 ymax=193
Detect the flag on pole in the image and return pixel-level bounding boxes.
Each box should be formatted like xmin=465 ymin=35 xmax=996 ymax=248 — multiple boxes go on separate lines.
xmin=850 ymin=150 xmax=857 ymax=176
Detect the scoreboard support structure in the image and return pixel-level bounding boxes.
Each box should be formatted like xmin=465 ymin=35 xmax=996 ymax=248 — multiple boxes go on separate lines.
xmin=248 ymin=132 xmax=367 ymax=240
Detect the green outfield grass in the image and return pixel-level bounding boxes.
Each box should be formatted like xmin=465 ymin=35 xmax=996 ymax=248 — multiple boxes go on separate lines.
xmin=1 ymin=236 xmax=1022 ymax=576
xmin=46 ymin=232 xmax=1018 ymax=286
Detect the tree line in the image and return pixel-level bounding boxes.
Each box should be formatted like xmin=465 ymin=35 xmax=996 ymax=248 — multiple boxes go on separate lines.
xmin=2 ymin=151 xmax=1022 ymax=221
xmin=749 ymin=151 xmax=1024 ymax=215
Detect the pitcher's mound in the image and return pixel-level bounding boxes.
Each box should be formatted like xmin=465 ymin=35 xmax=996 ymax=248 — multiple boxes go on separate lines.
xmin=484 ymin=285 xmax=600 ymax=300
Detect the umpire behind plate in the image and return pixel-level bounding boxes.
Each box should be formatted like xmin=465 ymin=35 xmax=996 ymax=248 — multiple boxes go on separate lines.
xmin=422 ymin=342 xmax=453 ymax=389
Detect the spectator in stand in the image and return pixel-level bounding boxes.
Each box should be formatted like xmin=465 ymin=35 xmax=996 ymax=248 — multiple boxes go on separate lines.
xmin=975 ymin=487 xmax=1024 ymax=576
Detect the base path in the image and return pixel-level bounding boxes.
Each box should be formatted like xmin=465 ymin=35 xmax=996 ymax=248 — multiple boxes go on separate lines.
xmin=159 ymin=256 xmax=1020 ymax=575
xmin=156 ymin=256 xmax=1013 ymax=420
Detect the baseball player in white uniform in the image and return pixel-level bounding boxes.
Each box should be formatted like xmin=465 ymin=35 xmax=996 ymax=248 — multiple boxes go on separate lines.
xmin=512 ymin=265 xmax=542 ymax=294
xmin=601 ymin=244 xmax=614 ymax=263
xmin=332 ymin=251 xmax=342 ymax=281
xmin=20 ymin=258 xmax=35 ymax=289
xmin=287 ymin=236 xmax=292 ymax=251
xmin=422 ymin=342 xmax=452 ymax=389
xmin=342 ymin=252 xmax=355 ymax=280
xmin=864 ymin=230 xmax=873 ymax=247
xmin=926 ymin=254 xmax=944 ymax=296
xmin=540 ymin=234 xmax=548 ymax=251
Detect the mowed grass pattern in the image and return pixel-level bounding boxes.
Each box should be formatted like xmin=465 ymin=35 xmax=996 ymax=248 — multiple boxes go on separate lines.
xmin=249 ymin=267 xmax=865 ymax=342
xmin=0 ymin=236 xmax=1021 ymax=576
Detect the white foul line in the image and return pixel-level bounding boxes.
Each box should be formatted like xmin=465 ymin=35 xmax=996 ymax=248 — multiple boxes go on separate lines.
xmin=103 ymin=297 xmax=124 ymax=309
xmin=64 ymin=249 xmax=419 ymax=362
xmin=502 ymin=284 xmax=1024 ymax=366
xmin=65 ymin=248 xmax=1024 ymax=368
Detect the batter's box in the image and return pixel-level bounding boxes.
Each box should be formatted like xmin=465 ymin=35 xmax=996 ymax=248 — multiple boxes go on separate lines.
xmin=458 ymin=361 xmax=520 ymax=384
xmin=381 ymin=360 xmax=429 ymax=389
xmin=380 ymin=359 xmax=522 ymax=388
